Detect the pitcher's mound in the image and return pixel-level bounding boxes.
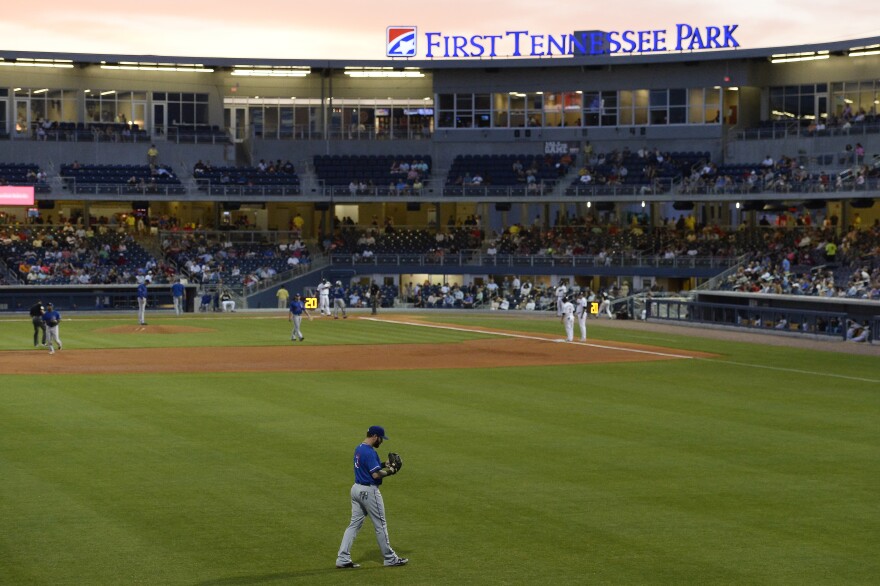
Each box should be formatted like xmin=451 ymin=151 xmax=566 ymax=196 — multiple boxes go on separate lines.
xmin=96 ymin=325 xmax=216 ymax=334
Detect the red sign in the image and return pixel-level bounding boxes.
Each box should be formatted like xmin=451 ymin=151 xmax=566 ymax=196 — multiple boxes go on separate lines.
xmin=0 ymin=186 xmax=35 ymax=206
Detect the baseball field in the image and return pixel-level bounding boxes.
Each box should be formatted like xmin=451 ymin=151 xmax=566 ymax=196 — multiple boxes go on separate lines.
xmin=0 ymin=310 xmax=877 ymax=585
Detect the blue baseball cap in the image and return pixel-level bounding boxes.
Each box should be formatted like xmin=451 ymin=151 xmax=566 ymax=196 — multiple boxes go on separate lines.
xmin=367 ymin=425 xmax=388 ymax=439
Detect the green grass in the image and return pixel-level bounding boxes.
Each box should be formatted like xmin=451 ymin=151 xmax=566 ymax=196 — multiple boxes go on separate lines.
xmin=0 ymin=312 xmax=878 ymax=585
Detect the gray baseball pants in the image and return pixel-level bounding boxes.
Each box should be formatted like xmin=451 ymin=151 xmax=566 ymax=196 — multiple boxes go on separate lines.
xmin=336 ymin=483 xmax=399 ymax=566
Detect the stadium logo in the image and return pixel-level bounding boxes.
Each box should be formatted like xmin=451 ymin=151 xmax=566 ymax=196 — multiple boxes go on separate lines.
xmin=387 ymin=26 xmax=417 ymax=57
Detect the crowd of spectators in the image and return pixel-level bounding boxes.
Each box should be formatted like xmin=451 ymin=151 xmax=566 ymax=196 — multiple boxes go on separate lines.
xmin=0 ymin=224 xmax=170 ymax=285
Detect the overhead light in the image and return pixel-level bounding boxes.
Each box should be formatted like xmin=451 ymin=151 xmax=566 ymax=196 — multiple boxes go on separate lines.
xmin=232 ymin=66 xmax=310 ymax=77
xmin=586 ymin=201 xmax=592 ymax=208
xmin=770 ymin=51 xmax=829 ymax=64
xmin=848 ymin=44 xmax=880 ymax=57
xmin=735 ymin=202 xmax=741 ymax=209
xmin=33 ymin=88 xmax=49 ymax=94
xmin=728 ymin=87 xmax=739 ymax=91
xmin=0 ymin=58 xmax=74 ymax=69
xmin=641 ymin=201 xmax=646 ymax=208
xmin=100 ymin=90 xmax=116 ymax=96
xmin=101 ymin=62 xmax=214 ymax=73
xmin=344 ymin=67 xmax=423 ymax=78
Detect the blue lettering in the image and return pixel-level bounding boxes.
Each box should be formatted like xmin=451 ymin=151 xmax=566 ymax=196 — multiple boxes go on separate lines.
xmin=470 ymin=35 xmax=485 ymax=57
xmin=546 ymin=33 xmax=568 ymax=56
xmin=706 ymin=26 xmax=721 ymax=49
xmin=637 ymin=30 xmax=651 ymax=53
xmin=570 ymin=32 xmax=588 ymax=56
xmin=653 ymin=29 xmax=666 ymax=52
xmin=531 ymin=34 xmax=545 ymax=56
xmin=608 ymin=31 xmax=621 ymax=54
xmin=452 ymin=35 xmax=469 ymax=57
xmin=485 ymin=34 xmax=502 ymax=57
xmin=425 ymin=32 xmax=442 ymax=58
xmin=591 ymin=32 xmax=607 ymax=55
xmin=506 ymin=30 xmax=528 ymax=56
xmin=688 ymin=28 xmax=706 ymax=50
xmin=621 ymin=30 xmax=637 ymax=53
xmin=675 ymin=24 xmax=692 ymax=50
xmin=723 ymin=25 xmax=740 ymax=48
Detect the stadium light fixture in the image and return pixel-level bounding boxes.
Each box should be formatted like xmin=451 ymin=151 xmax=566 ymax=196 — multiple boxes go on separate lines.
xmin=0 ymin=58 xmax=74 ymax=69
xmin=344 ymin=67 xmax=423 ymax=78
xmin=848 ymin=44 xmax=880 ymax=57
xmin=232 ymin=66 xmax=310 ymax=77
xmin=769 ymin=51 xmax=829 ymax=63
xmin=101 ymin=61 xmax=214 ymax=73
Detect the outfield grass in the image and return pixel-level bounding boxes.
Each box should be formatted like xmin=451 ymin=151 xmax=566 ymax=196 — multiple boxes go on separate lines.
xmin=0 ymin=312 xmax=877 ymax=585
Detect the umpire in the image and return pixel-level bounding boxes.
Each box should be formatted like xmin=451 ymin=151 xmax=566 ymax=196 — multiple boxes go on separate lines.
xmin=29 ymin=299 xmax=47 ymax=347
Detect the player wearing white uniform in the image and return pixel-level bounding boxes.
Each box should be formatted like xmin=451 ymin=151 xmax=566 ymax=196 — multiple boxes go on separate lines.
xmin=575 ymin=292 xmax=588 ymax=341
xmin=317 ymin=279 xmax=332 ymax=316
xmin=561 ymin=296 xmax=575 ymax=342
xmin=555 ymin=282 xmax=567 ymax=316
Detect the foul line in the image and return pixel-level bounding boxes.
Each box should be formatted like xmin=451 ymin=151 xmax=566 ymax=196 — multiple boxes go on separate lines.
xmin=361 ymin=317 xmax=695 ymax=360
xmin=364 ymin=318 xmax=880 ymax=384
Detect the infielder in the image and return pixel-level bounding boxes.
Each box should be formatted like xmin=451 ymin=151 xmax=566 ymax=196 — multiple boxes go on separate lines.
xmin=136 ymin=282 xmax=148 ymax=325
xmin=332 ymin=281 xmax=348 ymax=319
xmin=42 ymin=302 xmax=62 ymax=354
xmin=561 ymin=295 xmax=575 ymax=342
xmin=171 ymin=279 xmax=185 ymax=316
xmin=575 ymin=291 xmax=588 ymax=341
xmin=317 ymin=278 xmax=331 ymax=316
xmin=29 ymin=299 xmax=47 ymax=347
xmin=555 ymin=281 xmax=567 ymax=316
xmin=288 ymin=293 xmax=312 ymax=341
xmin=336 ymin=425 xmax=408 ymax=569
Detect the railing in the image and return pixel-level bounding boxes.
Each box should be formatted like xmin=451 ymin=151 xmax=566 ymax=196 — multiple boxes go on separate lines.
xmin=731 ymin=121 xmax=880 ymax=141
xmin=197 ymin=183 xmax=303 ymax=197
xmin=647 ymin=298 xmax=850 ymax=339
xmin=60 ymin=179 xmax=188 ymax=196
xmin=330 ymin=251 xmax=739 ymax=270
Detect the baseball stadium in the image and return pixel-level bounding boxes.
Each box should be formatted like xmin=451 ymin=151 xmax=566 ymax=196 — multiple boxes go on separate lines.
xmin=0 ymin=4 xmax=878 ymax=585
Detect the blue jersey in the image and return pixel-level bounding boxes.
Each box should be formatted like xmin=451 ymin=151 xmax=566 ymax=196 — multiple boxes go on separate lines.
xmin=42 ymin=310 xmax=61 ymax=324
xmin=289 ymin=300 xmax=305 ymax=315
xmin=171 ymin=283 xmax=185 ymax=297
xmin=332 ymin=286 xmax=346 ymax=300
xmin=137 ymin=283 xmax=148 ymax=298
xmin=353 ymin=443 xmax=383 ymax=486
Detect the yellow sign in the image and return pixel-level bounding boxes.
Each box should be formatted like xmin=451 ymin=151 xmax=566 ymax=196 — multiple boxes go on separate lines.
xmin=590 ymin=302 xmax=599 ymax=315
xmin=305 ymin=297 xmax=318 ymax=309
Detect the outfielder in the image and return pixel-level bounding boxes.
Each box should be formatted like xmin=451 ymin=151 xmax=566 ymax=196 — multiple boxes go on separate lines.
xmin=332 ymin=281 xmax=348 ymax=319
xmin=317 ymin=278 xmax=331 ymax=316
xmin=336 ymin=425 xmax=408 ymax=569
xmin=136 ymin=282 xmax=148 ymax=325
xmin=42 ymin=302 xmax=62 ymax=354
xmin=561 ymin=295 xmax=575 ymax=342
xmin=288 ymin=293 xmax=312 ymax=341
xmin=575 ymin=291 xmax=588 ymax=341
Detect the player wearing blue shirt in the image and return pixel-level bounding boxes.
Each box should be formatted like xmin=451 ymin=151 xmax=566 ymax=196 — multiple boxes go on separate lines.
xmin=137 ymin=282 xmax=148 ymax=325
xmin=331 ymin=281 xmax=347 ymax=319
xmin=288 ymin=293 xmax=312 ymax=341
xmin=336 ymin=425 xmax=408 ymax=569
xmin=171 ymin=280 xmax=185 ymax=316
xmin=42 ymin=302 xmax=63 ymax=354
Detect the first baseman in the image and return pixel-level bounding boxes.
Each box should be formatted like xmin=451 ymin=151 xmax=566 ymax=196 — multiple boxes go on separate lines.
xmin=332 ymin=281 xmax=347 ymax=319
xmin=336 ymin=425 xmax=408 ymax=569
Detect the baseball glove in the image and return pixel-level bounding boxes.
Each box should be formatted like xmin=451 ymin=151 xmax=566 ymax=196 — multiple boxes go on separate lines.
xmin=388 ymin=452 xmax=403 ymax=474
xmin=45 ymin=320 xmax=59 ymax=327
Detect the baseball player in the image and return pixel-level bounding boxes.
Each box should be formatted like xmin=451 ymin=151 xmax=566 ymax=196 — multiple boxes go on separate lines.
xmin=317 ymin=278 xmax=331 ymax=316
xmin=42 ymin=302 xmax=62 ymax=354
xmin=29 ymin=299 xmax=47 ymax=347
xmin=561 ymin=295 xmax=575 ymax=342
xmin=336 ymin=425 xmax=408 ymax=569
xmin=288 ymin=292 xmax=312 ymax=341
xmin=575 ymin=291 xmax=588 ymax=341
xmin=555 ymin=281 xmax=568 ymax=316
xmin=171 ymin=279 xmax=185 ymax=316
xmin=136 ymin=282 xmax=148 ymax=325
xmin=332 ymin=281 xmax=348 ymax=319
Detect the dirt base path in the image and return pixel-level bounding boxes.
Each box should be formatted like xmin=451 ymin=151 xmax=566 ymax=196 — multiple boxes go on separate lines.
xmin=0 ymin=319 xmax=710 ymax=375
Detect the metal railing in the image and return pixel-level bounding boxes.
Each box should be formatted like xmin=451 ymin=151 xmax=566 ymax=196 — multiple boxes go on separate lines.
xmin=330 ymin=251 xmax=739 ymax=270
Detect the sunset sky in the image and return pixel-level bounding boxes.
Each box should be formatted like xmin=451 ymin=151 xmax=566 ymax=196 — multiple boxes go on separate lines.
xmin=1 ymin=1 xmax=878 ymax=60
